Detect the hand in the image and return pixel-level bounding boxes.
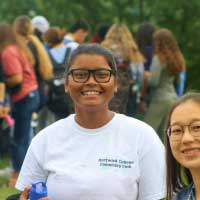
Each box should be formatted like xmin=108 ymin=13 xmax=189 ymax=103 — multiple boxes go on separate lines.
xmin=19 ymin=186 xmax=31 ymax=200
xmin=19 ymin=186 xmax=50 ymax=200
xmin=3 ymin=105 xmax=10 ymax=115
xmin=0 ymin=105 xmax=10 ymax=118
xmin=144 ymin=71 xmax=151 ymax=79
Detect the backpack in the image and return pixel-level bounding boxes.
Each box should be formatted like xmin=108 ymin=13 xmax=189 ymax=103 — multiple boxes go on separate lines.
xmin=109 ymin=60 xmax=133 ymax=114
xmin=47 ymin=47 xmax=73 ymax=114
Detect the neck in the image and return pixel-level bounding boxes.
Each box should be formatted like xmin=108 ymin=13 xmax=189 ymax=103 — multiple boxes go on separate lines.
xmin=52 ymin=42 xmax=65 ymax=48
xmin=65 ymin=33 xmax=75 ymax=40
xmin=190 ymin=168 xmax=200 ymax=200
xmin=75 ymin=108 xmax=115 ymax=129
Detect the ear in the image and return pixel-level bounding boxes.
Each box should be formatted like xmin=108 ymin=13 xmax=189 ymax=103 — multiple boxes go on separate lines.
xmin=114 ymin=86 xmax=118 ymax=93
xmin=64 ymin=78 xmax=69 ymax=93
xmin=114 ymin=79 xmax=118 ymax=93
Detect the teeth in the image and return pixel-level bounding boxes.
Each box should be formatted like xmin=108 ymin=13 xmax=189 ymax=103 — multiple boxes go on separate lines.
xmin=183 ymin=149 xmax=200 ymax=154
xmin=82 ymin=91 xmax=100 ymax=95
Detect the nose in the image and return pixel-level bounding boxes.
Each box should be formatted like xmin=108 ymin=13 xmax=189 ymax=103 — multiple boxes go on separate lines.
xmin=86 ymin=72 xmax=97 ymax=84
xmin=181 ymin=127 xmax=195 ymax=144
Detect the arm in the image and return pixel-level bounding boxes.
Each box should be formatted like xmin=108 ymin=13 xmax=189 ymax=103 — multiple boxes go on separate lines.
xmin=0 ymin=83 xmax=5 ymax=117
xmin=6 ymin=74 xmax=22 ymax=87
xmin=2 ymin=47 xmax=23 ymax=87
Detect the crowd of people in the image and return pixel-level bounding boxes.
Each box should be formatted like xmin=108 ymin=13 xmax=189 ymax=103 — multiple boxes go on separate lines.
xmin=0 ymin=14 xmax=199 ymax=200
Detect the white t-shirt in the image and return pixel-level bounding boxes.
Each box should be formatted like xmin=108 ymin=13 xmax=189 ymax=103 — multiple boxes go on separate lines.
xmin=16 ymin=114 xmax=166 ymax=200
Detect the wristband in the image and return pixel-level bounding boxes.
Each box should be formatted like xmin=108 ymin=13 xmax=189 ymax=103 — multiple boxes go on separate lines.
xmin=0 ymin=101 xmax=8 ymax=106
xmin=0 ymin=101 xmax=5 ymax=106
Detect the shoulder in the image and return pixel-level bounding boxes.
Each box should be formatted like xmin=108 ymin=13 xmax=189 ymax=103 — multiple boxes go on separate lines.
xmin=1 ymin=45 xmax=18 ymax=58
xmin=65 ymin=42 xmax=79 ymax=51
xmin=152 ymin=55 xmax=167 ymax=69
xmin=115 ymin=114 xmax=161 ymax=143
xmin=152 ymin=55 xmax=161 ymax=64
xmin=31 ymin=115 xmax=74 ymax=147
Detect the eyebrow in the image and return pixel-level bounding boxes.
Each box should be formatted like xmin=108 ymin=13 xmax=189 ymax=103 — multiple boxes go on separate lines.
xmin=170 ymin=118 xmax=200 ymax=126
xmin=69 ymin=67 xmax=112 ymax=70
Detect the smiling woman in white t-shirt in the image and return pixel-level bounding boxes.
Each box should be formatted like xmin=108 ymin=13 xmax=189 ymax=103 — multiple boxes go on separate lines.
xmin=17 ymin=44 xmax=166 ymax=200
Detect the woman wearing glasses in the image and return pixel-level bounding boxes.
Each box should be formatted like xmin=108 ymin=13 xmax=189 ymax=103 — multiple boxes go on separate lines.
xmin=166 ymin=92 xmax=200 ymax=200
xmin=16 ymin=44 xmax=166 ymax=200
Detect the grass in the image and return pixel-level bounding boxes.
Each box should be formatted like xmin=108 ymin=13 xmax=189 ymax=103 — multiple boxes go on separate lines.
xmin=0 ymin=187 xmax=19 ymax=200
xmin=0 ymin=156 xmax=10 ymax=169
xmin=0 ymin=156 xmax=19 ymax=200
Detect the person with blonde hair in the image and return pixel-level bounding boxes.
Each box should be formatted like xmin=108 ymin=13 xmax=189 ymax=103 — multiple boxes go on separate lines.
xmin=144 ymin=28 xmax=186 ymax=141
xmin=13 ymin=15 xmax=53 ymax=82
xmin=13 ymin=15 xmax=53 ymax=130
xmin=102 ymin=24 xmax=145 ymax=116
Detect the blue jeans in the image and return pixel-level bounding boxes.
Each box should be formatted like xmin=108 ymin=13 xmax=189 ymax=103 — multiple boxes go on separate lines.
xmin=11 ymin=90 xmax=39 ymax=172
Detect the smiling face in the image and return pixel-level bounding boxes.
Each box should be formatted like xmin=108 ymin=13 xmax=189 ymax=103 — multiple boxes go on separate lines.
xmin=65 ymin=54 xmax=117 ymax=113
xmin=169 ymin=100 xmax=200 ymax=170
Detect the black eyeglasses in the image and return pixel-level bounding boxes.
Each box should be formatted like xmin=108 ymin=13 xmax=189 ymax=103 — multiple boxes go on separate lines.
xmin=67 ymin=68 xmax=116 ymax=83
xmin=167 ymin=119 xmax=200 ymax=141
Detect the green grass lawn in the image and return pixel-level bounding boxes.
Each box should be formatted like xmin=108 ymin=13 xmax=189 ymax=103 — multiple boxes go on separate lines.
xmin=0 ymin=156 xmax=19 ymax=200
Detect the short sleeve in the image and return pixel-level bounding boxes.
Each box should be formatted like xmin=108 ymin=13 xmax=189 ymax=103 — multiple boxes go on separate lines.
xmin=1 ymin=48 xmax=23 ymax=76
xmin=15 ymin=135 xmax=48 ymax=191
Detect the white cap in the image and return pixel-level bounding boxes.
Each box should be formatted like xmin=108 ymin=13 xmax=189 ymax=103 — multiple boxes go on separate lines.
xmin=32 ymin=16 xmax=50 ymax=33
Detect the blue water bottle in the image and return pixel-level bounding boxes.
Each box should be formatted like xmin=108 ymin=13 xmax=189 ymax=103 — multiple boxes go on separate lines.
xmin=29 ymin=181 xmax=48 ymax=200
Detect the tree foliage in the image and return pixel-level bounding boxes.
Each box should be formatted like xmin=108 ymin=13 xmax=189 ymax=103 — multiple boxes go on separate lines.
xmin=0 ymin=0 xmax=199 ymax=90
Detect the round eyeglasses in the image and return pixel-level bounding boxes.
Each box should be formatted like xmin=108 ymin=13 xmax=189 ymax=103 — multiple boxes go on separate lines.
xmin=167 ymin=119 xmax=200 ymax=141
xmin=67 ymin=68 xmax=116 ymax=83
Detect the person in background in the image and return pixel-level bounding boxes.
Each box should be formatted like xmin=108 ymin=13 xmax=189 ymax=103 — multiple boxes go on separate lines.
xmin=32 ymin=15 xmax=50 ymax=43
xmin=0 ymin=62 xmax=10 ymax=157
xmin=63 ymin=18 xmax=90 ymax=52
xmin=137 ymin=22 xmax=155 ymax=114
xmin=89 ymin=23 xmax=111 ymax=43
xmin=144 ymin=28 xmax=185 ymax=141
xmin=165 ymin=92 xmax=200 ymax=200
xmin=43 ymin=27 xmax=74 ymax=120
xmin=0 ymin=23 xmax=39 ymax=186
xmin=13 ymin=15 xmax=53 ymax=131
xmin=16 ymin=44 xmax=166 ymax=200
xmin=102 ymin=24 xmax=144 ymax=116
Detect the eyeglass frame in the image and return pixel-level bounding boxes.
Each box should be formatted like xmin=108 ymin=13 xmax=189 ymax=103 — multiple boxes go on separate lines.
xmin=166 ymin=119 xmax=200 ymax=140
xmin=67 ymin=68 xmax=116 ymax=83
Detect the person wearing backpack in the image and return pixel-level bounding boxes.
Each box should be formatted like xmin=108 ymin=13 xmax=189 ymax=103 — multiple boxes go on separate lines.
xmin=102 ymin=24 xmax=145 ymax=116
xmin=63 ymin=18 xmax=90 ymax=49
xmin=43 ymin=27 xmax=74 ymax=120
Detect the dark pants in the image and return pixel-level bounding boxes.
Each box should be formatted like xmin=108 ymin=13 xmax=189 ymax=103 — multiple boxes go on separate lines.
xmin=11 ymin=90 xmax=39 ymax=171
